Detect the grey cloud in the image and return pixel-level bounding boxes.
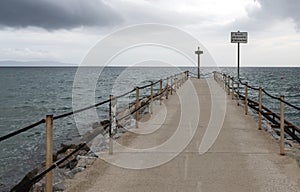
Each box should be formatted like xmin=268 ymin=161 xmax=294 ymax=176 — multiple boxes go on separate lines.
xmin=0 ymin=0 xmax=123 ymax=29
xmin=231 ymin=0 xmax=300 ymax=31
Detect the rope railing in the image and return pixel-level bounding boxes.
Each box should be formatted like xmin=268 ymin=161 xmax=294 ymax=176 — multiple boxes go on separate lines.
xmin=3 ymin=70 xmax=189 ymax=191
xmin=214 ymin=71 xmax=300 ymax=155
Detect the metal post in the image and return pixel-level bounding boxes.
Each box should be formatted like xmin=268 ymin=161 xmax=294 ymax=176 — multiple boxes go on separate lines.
xmin=109 ymin=95 xmax=113 ymax=155
xmin=280 ymin=95 xmax=285 ymax=155
xmin=231 ymin=77 xmax=234 ymax=100
xmin=150 ymin=82 xmax=153 ymax=114
xmin=159 ymin=79 xmax=162 ymax=105
xmin=258 ymin=86 xmax=262 ymax=130
xmin=245 ymin=82 xmax=248 ymax=115
xmin=46 ymin=115 xmax=53 ymax=192
xmin=135 ymin=87 xmax=139 ymax=128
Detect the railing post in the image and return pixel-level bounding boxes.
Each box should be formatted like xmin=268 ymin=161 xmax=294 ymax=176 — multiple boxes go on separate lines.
xmin=280 ymin=95 xmax=285 ymax=155
xmin=245 ymin=82 xmax=248 ymax=115
xmin=45 ymin=115 xmax=53 ymax=192
xmin=231 ymin=77 xmax=234 ymax=100
xmin=174 ymin=75 xmax=176 ymax=93
xmin=223 ymin=74 xmax=225 ymax=87
xmin=109 ymin=95 xmax=113 ymax=155
xmin=227 ymin=76 xmax=230 ymax=95
xmin=159 ymin=79 xmax=162 ymax=105
xmin=150 ymin=82 xmax=153 ymax=114
xmin=166 ymin=77 xmax=169 ymax=99
xmin=170 ymin=76 xmax=173 ymax=95
xmin=135 ymin=87 xmax=139 ymax=128
xmin=258 ymin=86 xmax=262 ymax=130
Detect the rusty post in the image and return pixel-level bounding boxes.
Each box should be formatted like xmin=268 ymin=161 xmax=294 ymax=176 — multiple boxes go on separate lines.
xmin=258 ymin=86 xmax=262 ymax=130
xmin=46 ymin=115 xmax=53 ymax=192
xmin=135 ymin=87 xmax=139 ymax=128
xmin=245 ymin=82 xmax=248 ymax=115
xmin=280 ymin=95 xmax=285 ymax=155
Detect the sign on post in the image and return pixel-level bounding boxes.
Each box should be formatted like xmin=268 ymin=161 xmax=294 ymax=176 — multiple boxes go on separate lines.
xmin=231 ymin=32 xmax=248 ymax=43
xmin=230 ymin=30 xmax=248 ymax=81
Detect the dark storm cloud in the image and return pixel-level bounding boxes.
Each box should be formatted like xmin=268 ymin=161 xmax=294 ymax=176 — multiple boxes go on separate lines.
xmin=253 ymin=0 xmax=300 ymax=27
xmin=232 ymin=0 xmax=300 ymax=31
xmin=0 ymin=0 xmax=122 ymax=29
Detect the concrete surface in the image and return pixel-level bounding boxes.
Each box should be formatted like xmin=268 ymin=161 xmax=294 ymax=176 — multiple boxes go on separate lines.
xmin=65 ymin=79 xmax=300 ymax=192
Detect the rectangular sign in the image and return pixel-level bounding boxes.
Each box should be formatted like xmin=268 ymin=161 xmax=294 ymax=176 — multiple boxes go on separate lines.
xmin=231 ymin=32 xmax=248 ymax=43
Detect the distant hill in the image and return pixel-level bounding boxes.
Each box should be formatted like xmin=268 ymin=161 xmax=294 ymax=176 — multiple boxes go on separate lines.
xmin=0 ymin=60 xmax=77 ymax=67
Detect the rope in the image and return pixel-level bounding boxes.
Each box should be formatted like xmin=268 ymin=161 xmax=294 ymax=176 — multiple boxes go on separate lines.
xmin=53 ymin=99 xmax=110 ymax=120
xmin=11 ymin=142 xmax=88 ymax=191
xmin=115 ymin=88 xmax=136 ymax=99
xmin=262 ymin=89 xmax=300 ymax=111
xmin=0 ymin=72 xmax=186 ymax=143
xmin=0 ymin=119 xmax=45 ymax=142
xmin=221 ymin=72 xmax=300 ymax=111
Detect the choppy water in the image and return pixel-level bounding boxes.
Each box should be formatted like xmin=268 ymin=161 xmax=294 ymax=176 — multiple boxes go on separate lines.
xmin=0 ymin=66 xmax=299 ymax=189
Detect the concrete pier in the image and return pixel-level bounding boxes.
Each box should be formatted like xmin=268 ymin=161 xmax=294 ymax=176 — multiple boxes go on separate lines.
xmin=65 ymin=79 xmax=300 ymax=192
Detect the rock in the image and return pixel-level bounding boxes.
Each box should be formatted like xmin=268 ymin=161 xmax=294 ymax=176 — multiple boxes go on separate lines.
xmin=76 ymin=156 xmax=97 ymax=168
xmin=10 ymin=165 xmax=41 ymax=192
xmin=70 ymin=167 xmax=85 ymax=175
xmin=53 ymin=182 xmax=65 ymax=191
xmin=100 ymin=120 xmax=110 ymax=127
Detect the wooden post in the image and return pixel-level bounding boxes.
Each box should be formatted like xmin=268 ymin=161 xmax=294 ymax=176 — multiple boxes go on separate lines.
xmin=150 ymin=82 xmax=153 ymax=114
xmin=258 ymin=86 xmax=262 ymax=130
xmin=170 ymin=76 xmax=173 ymax=95
xmin=166 ymin=78 xmax=169 ymax=99
xmin=159 ymin=79 xmax=162 ymax=105
xmin=135 ymin=87 xmax=139 ymax=128
xmin=109 ymin=95 xmax=113 ymax=155
xmin=174 ymin=75 xmax=176 ymax=93
xmin=280 ymin=95 xmax=285 ymax=155
xmin=45 ymin=115 xmax=53 ymax=192
xmin=245 ymin=82 xmax=248 ymax=115
xmin=231 ymin=77 xmax=234 ymax=100
xmin=223 ymin=75 xmax=230 ymax=92
xmin=223 ymin=74 xmax=225 ymax=87
xmin=227 ymin=76 xmax=230 ymax=95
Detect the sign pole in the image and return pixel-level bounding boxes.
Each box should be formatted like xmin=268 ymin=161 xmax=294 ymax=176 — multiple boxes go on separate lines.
xmin=231 ymin=30 xmax=248 ymax=80
xmin=237 ymin=42 xmax=240 ymax=80
xmin=195 ymin=47 xmax=203 ymax=79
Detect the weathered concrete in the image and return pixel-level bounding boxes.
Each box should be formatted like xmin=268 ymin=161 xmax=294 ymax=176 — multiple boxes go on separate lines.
xmin=65 ymin=79 xmax=300 ymax=192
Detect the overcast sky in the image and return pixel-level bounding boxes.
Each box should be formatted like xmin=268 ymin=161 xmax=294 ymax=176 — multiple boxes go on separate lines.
xmin=0 ymin=0 xmax=299 ymax=67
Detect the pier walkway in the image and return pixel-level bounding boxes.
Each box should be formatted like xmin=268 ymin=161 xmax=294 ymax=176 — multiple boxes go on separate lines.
xmin=65 ymin=79 xmax=300 ymax=192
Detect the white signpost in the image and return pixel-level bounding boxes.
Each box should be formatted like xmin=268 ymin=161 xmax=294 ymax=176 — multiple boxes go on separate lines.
xmin=231 ymin=31 xmax=248 ymax=80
